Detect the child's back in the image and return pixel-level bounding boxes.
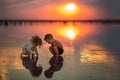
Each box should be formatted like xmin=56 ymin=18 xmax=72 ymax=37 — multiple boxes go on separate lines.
xmin=52 ymin=40 xmax=63 ymax=49
xmin=44 ymin=34 xmax=64 ymax=56
xmin=22 ymin=41 xmax=35 ymax=54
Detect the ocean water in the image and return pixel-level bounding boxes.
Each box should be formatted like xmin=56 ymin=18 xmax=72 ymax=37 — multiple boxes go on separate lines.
xmin=0 ymin=22 xmax=120 ymax=80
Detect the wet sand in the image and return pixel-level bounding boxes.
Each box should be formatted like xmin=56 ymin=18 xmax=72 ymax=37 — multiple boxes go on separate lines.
xmin=0 ymin=43 xmax=120 ymax=80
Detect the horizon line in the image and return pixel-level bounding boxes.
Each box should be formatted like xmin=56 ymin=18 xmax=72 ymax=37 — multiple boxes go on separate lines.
xmin=1 ymin=19 xmax=120 ymax=26
xmin=0 ymin=19 xmax=120 ymax=22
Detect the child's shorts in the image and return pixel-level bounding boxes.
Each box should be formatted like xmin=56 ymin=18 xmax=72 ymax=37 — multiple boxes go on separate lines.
xmin=57 ymin=47 xmax=64 ymax=55
xmin=52 ymin=46 xmax=64 ymax=55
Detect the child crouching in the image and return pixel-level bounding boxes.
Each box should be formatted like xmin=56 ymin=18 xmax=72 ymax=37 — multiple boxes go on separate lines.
xmin=44 ymin=34 xmax=64 ymax=59
xmin=21 ymin=35 xmax=42 ymax=60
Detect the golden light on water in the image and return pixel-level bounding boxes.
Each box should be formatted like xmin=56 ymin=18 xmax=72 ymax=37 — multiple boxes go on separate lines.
xmin=80 ymin=44 xmax=115 ymax=63
xmin=58 ymin=24 xmax=79 ymax=40
xmin=65 ymin=29 xmax=76 ymax=40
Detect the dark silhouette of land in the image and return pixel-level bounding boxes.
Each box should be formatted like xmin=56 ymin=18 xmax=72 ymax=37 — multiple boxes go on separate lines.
xmin=0 ymin=19 xmax=120 ymax=26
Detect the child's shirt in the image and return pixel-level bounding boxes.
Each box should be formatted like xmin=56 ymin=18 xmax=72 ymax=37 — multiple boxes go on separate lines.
xmin=22 ymin=41 xmax=37 ymax=54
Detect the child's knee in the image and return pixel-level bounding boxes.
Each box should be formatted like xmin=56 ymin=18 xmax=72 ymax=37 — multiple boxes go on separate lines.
xmin=49 ymin=46 xmax=52 ymax=50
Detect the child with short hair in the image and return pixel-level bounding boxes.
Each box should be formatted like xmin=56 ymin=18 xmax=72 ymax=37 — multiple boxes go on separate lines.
xmin=44 ymin=34 xmax=64 ymax=58
xmin=21 ymin=35 xmax=42 ymax=60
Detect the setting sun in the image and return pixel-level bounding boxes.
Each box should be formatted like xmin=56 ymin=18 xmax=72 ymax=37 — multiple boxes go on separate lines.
xmin=64 ymin=3 xmax=76 ymax=12
xmin=65 ymin=29 xmax=76 ymax=39
xmin=58 ymin=3 xmax=79 ymax=16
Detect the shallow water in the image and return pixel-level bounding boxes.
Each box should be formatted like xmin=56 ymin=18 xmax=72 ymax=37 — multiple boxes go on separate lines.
xmin=0 ymin=23 xmax=120 ymax=80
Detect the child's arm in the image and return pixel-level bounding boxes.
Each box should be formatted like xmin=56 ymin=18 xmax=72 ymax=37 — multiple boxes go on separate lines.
xmin=52 ymin=46 xmax=59 ymax=57
xmin=34 ymin=47 xmax=38 ymax=56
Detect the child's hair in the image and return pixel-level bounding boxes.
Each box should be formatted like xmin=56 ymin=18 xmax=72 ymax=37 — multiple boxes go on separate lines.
xmin=44 ymin=34 xmax=54 ymax=41
xmin=32 ymin=35 xmax=42 ymax=46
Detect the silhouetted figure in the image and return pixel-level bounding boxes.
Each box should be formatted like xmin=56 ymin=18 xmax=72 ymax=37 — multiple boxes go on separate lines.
xmin=21 ymin=56 xmax=42 ymax=77
xmin=44 ymin=56 xmax=63 ymax=78
xmin=44 ymin=34 xmax=64 ymax=60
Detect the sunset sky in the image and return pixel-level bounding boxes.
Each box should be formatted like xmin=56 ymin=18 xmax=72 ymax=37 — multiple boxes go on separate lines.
xmin=0 ymin=0 xmax=120 ymax=19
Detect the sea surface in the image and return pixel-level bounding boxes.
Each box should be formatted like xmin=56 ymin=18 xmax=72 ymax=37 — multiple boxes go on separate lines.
xmin=0 ymin=22 xmax=120 ymax=80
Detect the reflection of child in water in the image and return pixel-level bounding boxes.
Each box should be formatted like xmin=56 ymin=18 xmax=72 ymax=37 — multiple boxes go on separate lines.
xmin=21 ymin=35 xmax=42 ymax=60
xmin=44 ymin=56 xmax=63 ymax=78
xmin=21 ymin=56 xmax=42 ymax=77
xmin=44 ymin=34 xmax=64 ymax=60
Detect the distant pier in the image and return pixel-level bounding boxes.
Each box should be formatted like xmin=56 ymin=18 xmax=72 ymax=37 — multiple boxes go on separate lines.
xmin=0 ymin=19 xmax=120 ymax=26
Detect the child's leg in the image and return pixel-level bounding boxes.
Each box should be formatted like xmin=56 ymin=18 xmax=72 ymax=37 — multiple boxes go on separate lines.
xmin=31 ymin=54 xmax=34 ymax=60
xmin=32 ymin=53 xmax=38 ymax=61
xmin=49 ymin=46 xmax=56 ymax=56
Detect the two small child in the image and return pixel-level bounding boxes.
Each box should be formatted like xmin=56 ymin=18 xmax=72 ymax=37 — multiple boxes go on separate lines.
xmin=21 ymin=34 xmax=64 ymax=60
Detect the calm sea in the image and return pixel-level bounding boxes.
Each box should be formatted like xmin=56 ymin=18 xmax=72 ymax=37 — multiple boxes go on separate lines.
xmin=0 ymin=22 xmax=120 ymax=80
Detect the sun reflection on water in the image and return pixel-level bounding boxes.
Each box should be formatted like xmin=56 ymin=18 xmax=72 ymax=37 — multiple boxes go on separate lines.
xmin=79 ymin=44 xmax=115 ymax=63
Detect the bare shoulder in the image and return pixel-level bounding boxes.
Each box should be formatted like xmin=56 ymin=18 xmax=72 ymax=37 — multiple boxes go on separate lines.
xmin=54 ymin=40 xmax=63 ymax=48
xmin=54 ymin=40 xmax=61 ymax=44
